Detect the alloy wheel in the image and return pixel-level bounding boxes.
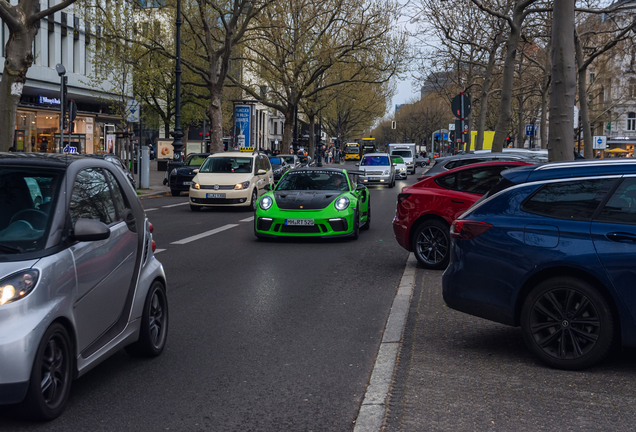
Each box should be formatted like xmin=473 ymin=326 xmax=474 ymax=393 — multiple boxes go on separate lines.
xmin=149 ymin=289 xmax=167 ymax=349
xmin=416 ymin=225 xmax=448 ymax=265
xmin=40 ymin=333 xmax=70 ymax=409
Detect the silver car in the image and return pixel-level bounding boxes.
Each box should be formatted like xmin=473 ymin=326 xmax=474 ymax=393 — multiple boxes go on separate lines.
xmin=0 ymin=153 xmax=168 ymax=420
xmin=356 ymin=153 xmax=396 ymax=188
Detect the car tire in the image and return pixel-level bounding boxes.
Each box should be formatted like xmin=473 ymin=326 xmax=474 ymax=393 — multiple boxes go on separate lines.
xmin=351 ymin=209 xmax=360 ymax=240
xmin=190 ymin=204 xmax=201 ymax=212
xmin=125 ymin=281 xmax=169 ymax=358
xmin=171 ymin=189 xmax=180 ymax=197
xmin=19 ymin=323 xmax=73 ymax=421
xmin=250 ymin=189 xmax=258 ymax=211
xmin=520 ymin=277 xmax=615 ymax=370
xmin=412 ymin=219 xmax=450 ymax=269
xmin=361 ymin=198 xmax=371 ymax=231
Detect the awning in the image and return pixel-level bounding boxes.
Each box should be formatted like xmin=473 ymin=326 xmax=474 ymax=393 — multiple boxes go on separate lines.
xmin=606 ymin=148 xmax=629 ymax=153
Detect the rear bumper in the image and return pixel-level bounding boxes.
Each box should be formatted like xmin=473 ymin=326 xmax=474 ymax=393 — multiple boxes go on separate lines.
xmin=392 ymin=218 xmax=410 ymax=251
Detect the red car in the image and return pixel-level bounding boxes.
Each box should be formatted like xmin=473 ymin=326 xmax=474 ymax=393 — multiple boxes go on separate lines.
xmin=393 ymin=161 xmax=532 ymax=269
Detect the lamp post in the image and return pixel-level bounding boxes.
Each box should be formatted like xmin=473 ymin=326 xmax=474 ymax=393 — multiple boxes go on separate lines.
xmin=169 ymin=0 xmax=184 ymax=171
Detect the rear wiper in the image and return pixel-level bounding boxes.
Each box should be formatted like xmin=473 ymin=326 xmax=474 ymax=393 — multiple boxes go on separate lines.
xmin=0 ymin=243 xmax=23 ymax=253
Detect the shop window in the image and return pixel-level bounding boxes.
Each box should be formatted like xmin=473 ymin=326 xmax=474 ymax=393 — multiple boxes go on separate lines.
xmin=628 ymin=112 xmax=636 ymax=132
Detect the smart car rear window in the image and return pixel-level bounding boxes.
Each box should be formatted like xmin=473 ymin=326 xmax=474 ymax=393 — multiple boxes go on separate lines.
xmin=521 ymin=179 xmax=617 ymax=221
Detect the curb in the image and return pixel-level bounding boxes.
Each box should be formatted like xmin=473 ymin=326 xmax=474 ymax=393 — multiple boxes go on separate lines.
xmin=138 ymin=191 xmax=171 ymax=200
xmin=353 ymin=253 xmax=417 ymax=432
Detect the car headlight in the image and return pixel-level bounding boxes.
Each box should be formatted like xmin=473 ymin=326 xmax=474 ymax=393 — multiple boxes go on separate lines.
xmin=0 ymin=270 xmax=39 ymax=306
xmin=383 ymin=170 xmax=390 ymax=175
xmin=334 ymin=196 xmax=350 ymax=211
xmin=170 ymin=168 xmax=177 ymax=176
xmin=192 ymin=182 xmax=200 ymax=189
xmin=234 ymin=181 xmax=250 ymax=190
xmin=260 ymin=195 xmax=273 ymax=210
xmin=407 ymin=162 xmax=413 ymax=165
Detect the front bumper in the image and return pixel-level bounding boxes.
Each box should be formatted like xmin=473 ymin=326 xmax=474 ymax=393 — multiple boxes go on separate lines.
xmin=396 ymin=170 xmax=407 ymax=179
xmin=189 ymin=187 xmax=252 ymax=206
xmin=169 ymin=175 xmax=195 ymax=191
xmin=344 ymin=154 xmax=360 ymax=161
xmin=360 ymin=174 xmax=392 ymax=185
xmin=255 ymin=208 xmax=355 ymax=237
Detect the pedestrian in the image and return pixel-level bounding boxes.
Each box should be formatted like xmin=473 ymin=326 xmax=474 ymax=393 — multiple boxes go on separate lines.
xmin=327 ymin=149 xmax=332 ymax=164
xmin=8 ymin=146 xmax=15 ymax=152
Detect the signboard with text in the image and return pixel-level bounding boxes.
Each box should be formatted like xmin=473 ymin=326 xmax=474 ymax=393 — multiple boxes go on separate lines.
xmin=234 ymin=105 xmax=252 ymax=148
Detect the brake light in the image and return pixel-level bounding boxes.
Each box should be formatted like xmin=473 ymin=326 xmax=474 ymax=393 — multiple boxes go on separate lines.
xmin=152 ymin=240 xmax=156 ymax=252
xmin=450 ymin=220 xmax=493 ymax=240
xmin=397 ymin=193 xmax=411 ymax=203
xmin=149 ymin=222 xmax=154 ymax=234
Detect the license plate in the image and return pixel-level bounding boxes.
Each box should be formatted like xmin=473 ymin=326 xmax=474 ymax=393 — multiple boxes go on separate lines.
xmin=206 ymin=193 xmax=226 ymax=198
xmin=368 ymin=177 xmax=378 ymax=181
xmin=285 ymin=219 xmax=314 ymax=226
xmin=183 ymin=181 xmax=192 ymax=186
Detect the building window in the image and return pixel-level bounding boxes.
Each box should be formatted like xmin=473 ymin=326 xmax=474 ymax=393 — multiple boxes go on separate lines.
xmin=589 ymin=70 xmax=595 ymax=84
xmin=274 ymin=122 xmax=277 ymax=135
xmin=630 ymin=78 xmax=636 ymax=99
xmin=628 ymin=112 xmax=636 ymax=131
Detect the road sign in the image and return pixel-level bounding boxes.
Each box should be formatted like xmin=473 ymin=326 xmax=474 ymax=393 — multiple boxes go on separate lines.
xmin=126 ymin=100 xmax=140 ymax=123
xmin=392 ymin=121 xmax=396 ymax=129
xmin=451 ymin=93 xmax=471 ymax=118
xmin=448 ymin=123 xmax=455 ymax=131
xmin=593 ymin=136 xmax=607 ymax=149
xmin=526 ymin=125 xmax=534 ymax=136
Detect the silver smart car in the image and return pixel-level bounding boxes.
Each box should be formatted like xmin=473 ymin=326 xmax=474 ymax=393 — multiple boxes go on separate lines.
xmin=0 ymin=153 xmax=168 ymax=420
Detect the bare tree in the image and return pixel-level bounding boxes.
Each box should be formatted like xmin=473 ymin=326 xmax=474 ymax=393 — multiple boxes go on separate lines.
xmin=0 ymin=0 xmax=82 ymax=150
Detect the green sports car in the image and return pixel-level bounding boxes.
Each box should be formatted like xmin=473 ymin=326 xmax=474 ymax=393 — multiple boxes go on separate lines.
xmin=254 ymin=167 xmax=370 ymax=239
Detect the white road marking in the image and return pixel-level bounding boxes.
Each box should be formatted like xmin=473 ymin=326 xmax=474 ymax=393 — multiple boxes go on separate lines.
xmin=162 ymin=202 xmax=190 ymax=208
xmin=171 ymin=224 xmax=239 ymax=245
xmin=240 ymin=216 xmax=255 ymax=222
xmin=154 ymin=249 xmax=166 ymax=254
xmin=144 ymin=208 xmax=158 ymax=212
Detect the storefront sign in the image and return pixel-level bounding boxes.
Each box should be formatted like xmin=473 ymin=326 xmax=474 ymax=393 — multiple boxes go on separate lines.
xmin=157 ymin=139 xmax=174 ymax=160
xmin=234 ymin=105 xmax=251 ymax=148
xmin=38 ymin=95 xmax=61 ymax=105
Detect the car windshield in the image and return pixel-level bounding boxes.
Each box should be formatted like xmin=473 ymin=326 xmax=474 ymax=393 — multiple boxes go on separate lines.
xmin=282 ymin=156 xmax=295 ymax=164
xmin=392 ymin=157 xmax=405 ymax=164
xmin=200 ymin=157 xmax=253 ymax=173
xmin=0 ymin=168 xmax=62 ymax=253
xmin=276 ymin=170 xmax=349 ymax=191
xmin=269 ymin=157 xmax=282 ymax=167
xmin=345 ymin=145 xmax=359 ymax=154
xmin=186 ymin=155 xmax=208 ymax=166
xmin=361 ymin=156 xmax=390 ymax=166
xmin=392 ymin=150 xmax=412 ymax=158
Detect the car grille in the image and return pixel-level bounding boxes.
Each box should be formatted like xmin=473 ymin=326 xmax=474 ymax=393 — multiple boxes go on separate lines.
xmin=200 ymin=185 xmax=235 ymax=190
xmin=280 ymin=225 xmax=321 ymax=233
xmin=365 ymin=171 xmax=384 ymax=175
xmin=190 ymin=197 xmax=246 ymax=204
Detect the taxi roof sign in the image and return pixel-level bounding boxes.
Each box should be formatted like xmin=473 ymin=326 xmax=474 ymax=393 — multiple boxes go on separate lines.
xmin=240 ymin=147 xmax=255 ymax=152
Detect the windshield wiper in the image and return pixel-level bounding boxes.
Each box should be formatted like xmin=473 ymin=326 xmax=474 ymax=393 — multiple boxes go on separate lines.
xmin=0 ymin=243 xmax=23 ymax=253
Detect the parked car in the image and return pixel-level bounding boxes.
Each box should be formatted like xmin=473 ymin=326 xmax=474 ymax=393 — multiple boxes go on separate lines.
xmin=168 ymin=153 xmax=210 ymax=196
xmin=86 ymin=154 xmax=135 ymax=189
xmin=0 ymin=153 xmax=167 ymax=420
xmin=357 ymin=153 xmax=396 ymax=188
xmin=393 ymin=161 xmax=532 ymax=268
xmin=279 ymin=154 xmax=301 ymax=169
xmin=443 ymin=159 xmax=636 ymax=370
xmin=269 ymin=156 xmax=291 ymax=182
xmin=418 ymin=151 xmax=545 ymax=180
xmin=415 ymin=154 xmax=430 ymax=167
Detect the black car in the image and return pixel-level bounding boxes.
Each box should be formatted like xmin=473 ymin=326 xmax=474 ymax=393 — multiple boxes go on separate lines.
xmin=86 ymin=154 xmax=135 ymax=189
xmin=169 ymin=153 xmax=210 ymax=196
xmin=269 ymin=156 xmax=290 ymax=182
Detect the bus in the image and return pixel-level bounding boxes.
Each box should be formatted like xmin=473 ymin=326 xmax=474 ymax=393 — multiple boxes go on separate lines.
xmin=361 ymin=138 xmax=376 ymax=154
xmin=344 ymin=143 xmax=361 ymax=160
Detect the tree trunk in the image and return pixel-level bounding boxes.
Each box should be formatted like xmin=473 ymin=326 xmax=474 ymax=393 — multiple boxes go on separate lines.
xmin=548 ymin=0 xmax=576 ymax=162
xmin=0 ymin=26 xmax=36 ymax=152
xmin=575 ymin=33 xmax=593 ymax=159
xmin=476 ymin=39 xmax=500 ymax=151
xmin=517 ymin=96 xmax=525 ymax=148
xmin=207 ymin=93 xmax=224 ymax=153
xmin=491 ymin=13 xmax=524 ymax=152
xmin=308 ymin=113 xmax=315 ymax=159
xmin=283 ymin=109 xmax=295 ymax=154
xmin=540 ymin=86 xmax=549 ymax=149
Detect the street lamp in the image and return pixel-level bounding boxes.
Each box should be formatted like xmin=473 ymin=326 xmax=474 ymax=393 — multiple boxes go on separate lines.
xmin=169 ymin=0 xmax=184 ymax=171
xmin=56 ymin=64 xmax=66 ymax=154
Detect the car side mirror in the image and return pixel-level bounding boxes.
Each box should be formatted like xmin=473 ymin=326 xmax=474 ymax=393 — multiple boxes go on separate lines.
xmin=356 ymin=183 xmax=365 ymax=191
xmin=393 ymin=163 xmax=397 ymax=166
xmin=355 ymin=163 xmax=360 ymax=166
xmin=257 ymin=169 xmax=267 ymax=175
xmin=264 ymin=184 xmax=271 ymax=191
xmin=193 ymin=169 xmax=199 ymax=173
xmin=73 ymin=218 xmax=111 ymax=242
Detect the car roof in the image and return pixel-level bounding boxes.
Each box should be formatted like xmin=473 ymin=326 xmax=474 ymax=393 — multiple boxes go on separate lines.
xmin=289 ymin=166 xmax=346 ymax=173
xmin=422 ymin=161 xmax=534 ymax=180
xmin=0 ymin=152 xmax=88 ymax=168
xmin=362 ymin=153 xmax=390 ymax=157
xmin=502 ymin=159 xmax=636 ymax=184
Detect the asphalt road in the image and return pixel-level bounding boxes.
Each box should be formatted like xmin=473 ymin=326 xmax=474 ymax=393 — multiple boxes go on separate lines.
xmin=0 ymin=161 xmax=415 ymax=431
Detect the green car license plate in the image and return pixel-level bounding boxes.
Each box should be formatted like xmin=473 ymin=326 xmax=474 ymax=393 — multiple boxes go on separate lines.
xmin=285 ymin=219 xmax=314 ymax=226
xmin=206 ymin=193 xmax=225 ymax=198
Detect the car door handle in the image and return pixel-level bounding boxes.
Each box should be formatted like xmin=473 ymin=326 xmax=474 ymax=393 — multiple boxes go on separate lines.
xmin=451 ymin=200 xmax=465 ymax=204
xmin=606 ymin=232 xmax=636 ymax=243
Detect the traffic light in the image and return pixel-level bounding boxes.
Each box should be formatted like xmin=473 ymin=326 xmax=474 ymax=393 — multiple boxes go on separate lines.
xmin=506 ymin=136 xmax=512 ymax=147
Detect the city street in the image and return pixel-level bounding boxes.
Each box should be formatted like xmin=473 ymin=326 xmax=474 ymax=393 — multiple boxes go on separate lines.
xmin=0 ymin=161 xmax=413 ymax=431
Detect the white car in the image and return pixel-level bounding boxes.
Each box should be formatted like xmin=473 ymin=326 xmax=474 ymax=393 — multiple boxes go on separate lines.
xmin=391 ymin=156 xmax=408 ymax=179
xmin=189 ymin=151 xmax=274 ymax=211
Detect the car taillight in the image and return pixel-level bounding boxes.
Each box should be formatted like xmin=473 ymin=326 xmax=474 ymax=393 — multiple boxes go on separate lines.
xmin=149 ymin=222 xmax=154 ymax=234
xmin=397 ymin=193 xmax=411 ymax=203
xmin=450 ymin=220 xmax=493 ymax=240
xmin=152 ymin=240 xmax=156 ymax=252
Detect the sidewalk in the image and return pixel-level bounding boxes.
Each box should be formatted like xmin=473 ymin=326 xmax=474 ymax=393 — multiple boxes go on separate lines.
xmin=133 ymin=159 xmax=172 ymax=199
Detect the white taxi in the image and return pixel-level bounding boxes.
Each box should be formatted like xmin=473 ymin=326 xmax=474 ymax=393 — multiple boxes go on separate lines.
xmin=189 ymin=150 xmax=274 ymax=211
